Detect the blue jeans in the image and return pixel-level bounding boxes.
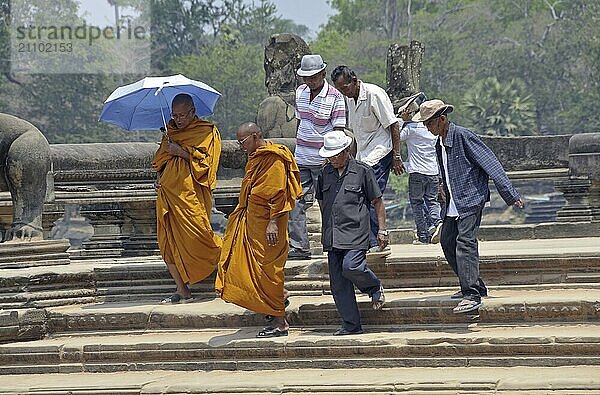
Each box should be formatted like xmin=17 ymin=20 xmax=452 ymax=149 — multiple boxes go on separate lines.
xmin=369 ymin=151 xmax=393 ymax=248
xmin=409 ymin=172 xmax=441 ymax=242
xmin=328 ymin=248 xmax=381 ymax=332
xmin=288 ymin=165 xmax=322 ymax=252
xmin=440 ymin=211 xmax=487 ymax=301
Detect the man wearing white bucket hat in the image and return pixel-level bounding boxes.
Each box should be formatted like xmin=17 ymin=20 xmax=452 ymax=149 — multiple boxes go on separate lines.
xmin=315 ymin=130 xmax=387 ymax=335
xmin=288 ymin=54 xmax=346 ymax=260
xmin=413 ymin=99 xmax=524 ymax=314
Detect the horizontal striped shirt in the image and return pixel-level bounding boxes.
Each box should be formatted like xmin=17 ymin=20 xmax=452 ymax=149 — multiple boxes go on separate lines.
xmin=295 ymin=81 xmax=346 ymax=166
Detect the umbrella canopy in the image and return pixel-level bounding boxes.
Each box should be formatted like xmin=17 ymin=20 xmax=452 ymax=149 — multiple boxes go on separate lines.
xmin=99 ymin=74 xmax=221 ymax=131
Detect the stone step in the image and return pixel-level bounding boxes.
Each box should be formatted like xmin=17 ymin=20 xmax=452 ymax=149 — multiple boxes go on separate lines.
xmin=1 ymin=323 xmax=600 ymax=375
xmin=2 ymin=238 xmax=599 ymax=309
xmin=4 ymin=287 xmax=594 ymax=339
xmin=1 ymin=366 xmax=599 ymax=394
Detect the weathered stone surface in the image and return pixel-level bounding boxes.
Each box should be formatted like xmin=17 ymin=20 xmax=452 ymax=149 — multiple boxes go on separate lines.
xmin=482 ymin=135 xmax=570 ymax=171
xmin=48 ymin=204 xmax=94 ymax=248
xmin=569 ymin=132 xmax=600 ymax=178
xmin=0 ymin=239 xmax=70 ymax=269
xmin=257 ymin=33 xmax=310 ymax=138
xmin=0 ymin=113 xmax=52 ymax=243
xmin=386 ymin=41 xmax=424 ymax=110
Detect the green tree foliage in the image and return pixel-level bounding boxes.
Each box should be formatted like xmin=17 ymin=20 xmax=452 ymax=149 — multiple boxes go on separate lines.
xmin=319 ymin=0 xmax=600 ymax=135
xmin=0 ymin=0 xmax=306 ymax=142
xmin=462 ymin=77 xmax=536 ymax=136
xmin=171 ymin=39 xmax=264 ymax=139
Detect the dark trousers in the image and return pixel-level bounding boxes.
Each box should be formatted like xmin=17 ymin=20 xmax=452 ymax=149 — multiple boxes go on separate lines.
xmin=440 ymin=211 xmax=487 ymax=301
xmin=328 ymin=248 xmax=381 ymax=332
xmin=368 ymin=151 xmax=393 ymax=247
xmin=408 ymin=172 xmax=442 ymax=242
xmin=288 ymin=165 xmax=322 ymax=252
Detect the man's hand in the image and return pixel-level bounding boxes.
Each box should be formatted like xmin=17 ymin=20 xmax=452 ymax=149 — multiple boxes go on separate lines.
xmin=376 ymin=231 xmax=389 ymax=250
xmin=513 ymin=198 xmax=524 ymax=209
xmin=392 ymin=157 xmax=404 ymax=175
xmin=168 ymin=141 xmax=189 ymax=159
xmin=154 ymin=173 xmax=162 ymax=190
xmin=438 ymin=181 xmax=446 ymax=202
xmin=266 ymin=218 xmax=279 ymax=246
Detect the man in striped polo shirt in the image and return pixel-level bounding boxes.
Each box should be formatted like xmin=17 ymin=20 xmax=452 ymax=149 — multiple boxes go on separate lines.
xmin=288 ymin=54 xmax=346 ymax=260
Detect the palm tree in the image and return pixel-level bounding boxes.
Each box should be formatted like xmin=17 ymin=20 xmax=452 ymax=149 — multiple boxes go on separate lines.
xmin=462 ymin=77 xmax=537 ymax=136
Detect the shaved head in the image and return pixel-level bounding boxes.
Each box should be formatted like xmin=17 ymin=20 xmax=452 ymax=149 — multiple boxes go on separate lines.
xmin=236 ymin=122 xmax=265 ymax=155
xmin=236 ymin=122 xmax=262 ymax=139
xmin=172 ymin=94 xmax=194 ymax=108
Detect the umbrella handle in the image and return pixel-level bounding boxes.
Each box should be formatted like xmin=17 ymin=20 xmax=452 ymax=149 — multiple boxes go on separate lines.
xmin=157 ymin=90 xmax=171 ymax=142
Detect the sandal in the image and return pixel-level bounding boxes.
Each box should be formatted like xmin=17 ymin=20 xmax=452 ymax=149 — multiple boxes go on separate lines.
xmin=453 ymin=298 xmax=482 ymax=314
xmin=160 ymin=293 xmax=194 ymax=304
xmin=256 ymin=327 xmax=288 ymax=338
xmin=265 ymin=298 xmax=290 ymax=321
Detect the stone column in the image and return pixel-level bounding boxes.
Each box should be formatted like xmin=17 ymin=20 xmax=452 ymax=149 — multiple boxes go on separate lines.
xmin=386 ymin=40 xmax=425 ymax=111
xmin=555 ymin=133 xmax=600 ymax=222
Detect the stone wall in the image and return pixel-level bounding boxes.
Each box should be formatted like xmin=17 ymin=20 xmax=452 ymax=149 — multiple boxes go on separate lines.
xmin=480 ymin=135 xmax=570 ymax=172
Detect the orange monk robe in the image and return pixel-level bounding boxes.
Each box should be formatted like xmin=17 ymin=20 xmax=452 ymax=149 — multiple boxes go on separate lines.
xmin=215 ymin=142 xmax=302 ymax=316
xmin=151 ymin=117 xmax=222 ymax=284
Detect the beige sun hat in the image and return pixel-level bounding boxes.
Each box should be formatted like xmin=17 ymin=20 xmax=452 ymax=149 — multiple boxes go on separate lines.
xmin=319 ymin=130 xmax=353 ymax=158
xmin=397 ymin=92 xmax=427 ymax=114
xmin=411 ymin=99 xmax=454 ymax=123
xmin=297 ymin=54 xmax=327 ymax=77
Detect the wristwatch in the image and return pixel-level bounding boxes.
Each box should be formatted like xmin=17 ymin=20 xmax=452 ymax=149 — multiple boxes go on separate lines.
xmin=377 ymin=229 xmax=388 ymax=236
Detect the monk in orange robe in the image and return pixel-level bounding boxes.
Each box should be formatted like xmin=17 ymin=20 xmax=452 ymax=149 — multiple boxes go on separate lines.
xmin=216 ymin=122 xmax=302 ymax=338
xmin=152 ymin=93 xmax=222 ymax=304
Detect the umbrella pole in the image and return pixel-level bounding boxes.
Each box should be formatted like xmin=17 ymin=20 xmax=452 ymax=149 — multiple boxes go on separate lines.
xmin=158 ymin=91 xmax=171 ymax=142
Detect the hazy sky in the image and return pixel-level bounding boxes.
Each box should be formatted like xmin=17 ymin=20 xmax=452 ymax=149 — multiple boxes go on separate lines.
xmin=79 ymin=1 xmax=334 ymax=37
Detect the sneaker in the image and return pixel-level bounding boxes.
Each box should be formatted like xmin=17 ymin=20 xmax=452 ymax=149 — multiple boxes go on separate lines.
xmin=288 ymin=248 xmax=310 ymax=260
xmin=453 ymin=298 xmax=482 ymax=314
xmin=371 ymin=285 xmax=385 ymax=310
xmin=430 ymin=223 xmax=443 ymax=244
xmin=412 ymin=239 xmax=429 ymax=245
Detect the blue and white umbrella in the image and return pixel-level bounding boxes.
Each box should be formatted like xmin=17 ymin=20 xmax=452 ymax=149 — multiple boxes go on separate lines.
xmin=99 ymin=74 xmax=221 ymax=131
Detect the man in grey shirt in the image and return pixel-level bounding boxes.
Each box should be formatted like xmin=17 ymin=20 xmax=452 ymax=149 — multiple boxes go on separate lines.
xmin=316 ymin=130 xmax=388 ymax=335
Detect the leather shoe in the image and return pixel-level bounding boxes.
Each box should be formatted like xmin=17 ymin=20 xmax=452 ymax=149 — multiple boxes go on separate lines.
xmin=333 ymin=327 xmax=364 ymax=336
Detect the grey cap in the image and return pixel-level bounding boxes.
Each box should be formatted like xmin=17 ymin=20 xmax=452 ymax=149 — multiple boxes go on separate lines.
xmin=297 ymin=54 xmax=327 ymax=77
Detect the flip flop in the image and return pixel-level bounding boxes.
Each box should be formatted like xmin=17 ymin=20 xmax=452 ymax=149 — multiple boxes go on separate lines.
xmin=256 ymin=327 xmax=288 ymax=338
xmin=160 ymin=293 xmax=194 ymax=304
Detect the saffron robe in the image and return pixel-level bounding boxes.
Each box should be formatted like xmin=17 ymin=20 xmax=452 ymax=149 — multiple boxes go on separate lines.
xmin=215 ymin=142 xmax=302 ymax=316
xmin=152 ymin=117 xmax=222 ymax=284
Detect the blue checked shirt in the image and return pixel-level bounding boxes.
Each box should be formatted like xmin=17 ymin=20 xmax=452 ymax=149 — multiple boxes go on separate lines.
xmin=436 ymin=123 xmax=520 ymax=217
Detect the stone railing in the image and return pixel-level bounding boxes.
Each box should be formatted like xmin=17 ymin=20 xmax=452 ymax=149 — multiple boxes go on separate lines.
xmin=2 ymin=133 xmax=595 ymax=255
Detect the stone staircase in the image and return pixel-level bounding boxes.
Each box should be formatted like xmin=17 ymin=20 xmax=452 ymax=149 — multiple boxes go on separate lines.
xmin=0 ymin=237 xmax=599 ymax=393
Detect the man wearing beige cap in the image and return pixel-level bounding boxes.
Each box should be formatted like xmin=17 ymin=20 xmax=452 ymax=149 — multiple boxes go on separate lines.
xmin=413 ymin=99 xmax=524 ymax=314
xmin=316 ymin=130 xmax=387 ymax=335
xmin=288 ymin=54 xmax=346 ymax=260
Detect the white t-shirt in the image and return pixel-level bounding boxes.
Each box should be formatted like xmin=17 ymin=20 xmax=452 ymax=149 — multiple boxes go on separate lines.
xmin=440 ymin=141 xmax=459 ymax=217
xmin=346 ymin=82 xmax=397 ymax=166
xmin=399 ymin=122 xmax=439 ymax=175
